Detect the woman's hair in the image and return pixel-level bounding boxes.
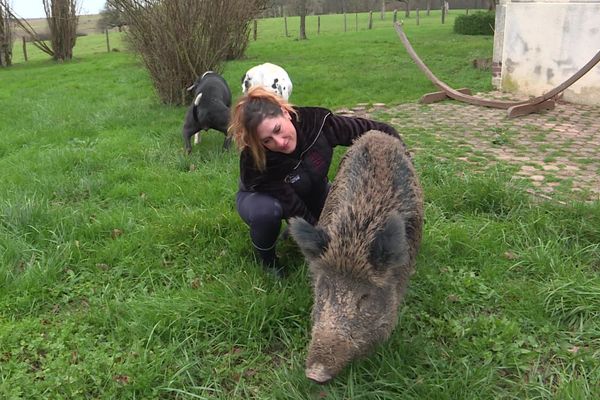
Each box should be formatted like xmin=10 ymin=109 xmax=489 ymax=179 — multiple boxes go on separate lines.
xmin=229 ymin=86 xmax=297 ymax=171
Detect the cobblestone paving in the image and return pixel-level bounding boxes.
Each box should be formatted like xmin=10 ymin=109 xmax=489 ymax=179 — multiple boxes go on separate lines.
xmin=337 ymin=92 xmax=600 ymax=203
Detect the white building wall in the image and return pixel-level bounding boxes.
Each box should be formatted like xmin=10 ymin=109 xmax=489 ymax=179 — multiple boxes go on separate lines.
xmin=494 ymin=0 xmax=600 ymax=106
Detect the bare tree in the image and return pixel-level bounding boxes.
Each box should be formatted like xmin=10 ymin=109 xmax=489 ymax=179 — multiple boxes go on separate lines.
xmin=109 ymin=0 xmax=268 ymax=105
xmin=0 ymin=0 xmax=13 ymax=66
xmin=97 ymin=2 xmax=126 ymax=31
xmin=4 ymin=6 xmax=61 ymax=59
xmin=43 ymin=0 xmax=79 ymax=61
xmin=399 ymin=0 xmax=410 ymax=17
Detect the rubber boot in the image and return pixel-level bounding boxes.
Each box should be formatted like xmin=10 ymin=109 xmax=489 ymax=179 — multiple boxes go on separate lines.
xmin=255 ymin=247 xmax=286 ymax=279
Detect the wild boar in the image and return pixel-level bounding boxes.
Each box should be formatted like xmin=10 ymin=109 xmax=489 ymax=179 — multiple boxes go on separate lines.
xmin=289 ymin=130 xmax=424 ymax=383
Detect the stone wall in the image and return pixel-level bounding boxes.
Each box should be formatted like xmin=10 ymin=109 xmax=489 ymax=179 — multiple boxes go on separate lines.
xmin=493 ymin=0 xmax=600 ymax=106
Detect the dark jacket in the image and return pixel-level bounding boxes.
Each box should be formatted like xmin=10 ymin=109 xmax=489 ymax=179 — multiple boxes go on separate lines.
xmin=239 ymin=107 xmax=404 ymax=224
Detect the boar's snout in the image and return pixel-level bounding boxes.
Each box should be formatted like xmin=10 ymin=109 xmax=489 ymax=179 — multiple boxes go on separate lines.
xmin=305 ymin=363 xmax=332 ymax=384
xmin=305 ymin=332 xmax=360 ymax=384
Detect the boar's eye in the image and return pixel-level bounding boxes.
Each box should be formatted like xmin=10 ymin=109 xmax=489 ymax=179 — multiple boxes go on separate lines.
xmin=357 ymin=294 xmax=371 ymax=311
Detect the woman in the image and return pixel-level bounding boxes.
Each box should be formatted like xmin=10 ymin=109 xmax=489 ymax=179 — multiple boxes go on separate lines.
xmin=229 ymin=86 xmax=405 ymax=277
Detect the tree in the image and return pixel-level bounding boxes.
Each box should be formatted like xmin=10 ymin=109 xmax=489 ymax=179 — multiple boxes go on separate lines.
xmin=0 ymin=0 xmax=13 ymax=67
xmin=43 ymin=0 xmax=79 ymax=61
xmin=4 ymin=3 xmax=55 ymax=58
xmin=97 ymin=2 xmax=126 ymax=31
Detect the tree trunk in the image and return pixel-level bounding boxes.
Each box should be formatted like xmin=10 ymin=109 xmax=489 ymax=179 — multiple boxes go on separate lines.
xmin=299 ymin=13 xmax=307 ymax=40
xmin=0 ymin=0 xmax=13 ymax=66
xmin=43 ymin=0 xmax=79 ymax=61
xmin=298 ymin=0 xmax=307 ymax=40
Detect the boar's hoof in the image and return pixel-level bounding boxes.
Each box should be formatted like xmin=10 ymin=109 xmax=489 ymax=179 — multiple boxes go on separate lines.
xmin=305 ymin=363 xmax=332 ymax=384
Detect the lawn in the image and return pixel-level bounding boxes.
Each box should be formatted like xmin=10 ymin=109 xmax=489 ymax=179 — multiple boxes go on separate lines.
xmin=0 ymin=11 xmax=599 ymax=399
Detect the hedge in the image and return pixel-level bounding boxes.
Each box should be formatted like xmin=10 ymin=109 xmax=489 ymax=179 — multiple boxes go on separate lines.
xmin=453 ymin=11 xmax=495 ymax=35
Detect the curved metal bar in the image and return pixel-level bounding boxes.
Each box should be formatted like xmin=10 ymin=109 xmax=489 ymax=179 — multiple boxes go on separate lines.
xmin=394 ymin=22 xmax=600 ymax=110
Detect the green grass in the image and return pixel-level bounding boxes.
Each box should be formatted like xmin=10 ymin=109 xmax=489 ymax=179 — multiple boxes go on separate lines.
xmin=1 ymin=11 xmax=599 ymax=399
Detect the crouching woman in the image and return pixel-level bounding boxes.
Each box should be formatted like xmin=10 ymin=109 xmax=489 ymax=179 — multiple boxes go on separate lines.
xmin=228 ymin=86 xmax=404 ymax=277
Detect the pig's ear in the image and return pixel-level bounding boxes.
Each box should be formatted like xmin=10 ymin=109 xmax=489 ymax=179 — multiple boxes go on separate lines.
xmin=289 ymin=217 xmax=329 ymax=261
xmin=370 ymin=212 xmax=410 ymax=269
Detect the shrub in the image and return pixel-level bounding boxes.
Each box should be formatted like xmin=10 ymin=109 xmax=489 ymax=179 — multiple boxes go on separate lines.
xmin=454 ymin=11 xmax=495 ymax=36
xmin=109 ymin=0 xmax=268 ymax=105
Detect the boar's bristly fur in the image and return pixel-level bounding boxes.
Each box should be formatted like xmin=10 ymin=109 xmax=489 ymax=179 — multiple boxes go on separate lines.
xmin=289 ymin=130 xmax=423 ymax=384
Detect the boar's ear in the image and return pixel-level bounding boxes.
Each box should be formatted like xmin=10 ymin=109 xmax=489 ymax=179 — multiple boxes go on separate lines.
xmin=370 ymin=212 xmax=410 ymax=270
xmin=289 ymin=217 xmax=329 ymax=261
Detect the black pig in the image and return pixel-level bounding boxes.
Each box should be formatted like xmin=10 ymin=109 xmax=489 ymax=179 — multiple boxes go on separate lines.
xmin=182 ymin=71 xmax=232 ymax=153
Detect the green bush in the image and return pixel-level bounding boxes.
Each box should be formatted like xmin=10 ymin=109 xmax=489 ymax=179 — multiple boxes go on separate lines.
xmin=454 ymin=11 xmax=495 ymax=35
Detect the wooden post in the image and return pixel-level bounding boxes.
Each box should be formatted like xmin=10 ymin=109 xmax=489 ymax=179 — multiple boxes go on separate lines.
xmin=344 ymin=13 xmax=347 ymax=32
xmin=381 ymin=0 xmax=385 ymax=19
xmin=441 ymin=4 xmax=445 ymax=24
xmin=466 ymin=9 xmax=469 ymax=15
xmin=105 ymin=29 xmax=110 ymax=52
xmin=393 ymin=9 xmax=397 ymax=23
xmin=355 ymin=12 xmax=358 ymax=31
xmin=22 ymin=36 xmax=28 ymax=62
xmin=284 ymin=16 xmax=289 ymax=37
xmin=317 ymin=15 xmax=320 ymax=34
xmin=416 ymin=9 xmax=420 ymax=26
xmin=368 ymin=11 xmax=373 ymax=29
xmin=253 ymin=20 xmax=257 ymax=40
xmin=427 ymin=2 xmax=430 ymax=16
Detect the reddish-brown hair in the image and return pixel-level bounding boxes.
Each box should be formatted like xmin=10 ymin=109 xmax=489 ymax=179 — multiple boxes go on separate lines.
xmin=228 ymin=86 xmax=297 ymax=171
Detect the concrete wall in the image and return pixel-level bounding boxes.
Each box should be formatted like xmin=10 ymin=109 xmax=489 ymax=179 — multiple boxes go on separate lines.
xmin=494 ymin=0 xmax=600 ymax=106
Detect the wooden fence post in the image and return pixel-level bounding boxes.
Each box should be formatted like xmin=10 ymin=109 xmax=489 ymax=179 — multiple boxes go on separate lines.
xmin=416 ymin=9 xmax=420 ymax=26
xmin=355 ymin=12 xmax=358 ymax=31
xmin=368 ymin=11 xmax=373 ymax=29
xmin=22 ymin=36 xmax=27 ymax=62
xmin=393 ymin=9 xmax=397 ymax=23
xmin=441 ymin=4 xmax=446 ymax=24
xmin=381 ymin=0 xmax=385 ymax=19
xmin=105 ymin=29 xmax=110 ymax=52
xmin=318 ymin=15 xmax=320 ymax=34
xmin=344 ymin=13 xmax=347 ymax=32
xmin=253 ymin=20 xmax=257 ymax=40
xmin=284 ymin=16 xmax=289 ymax=37
xmin=466 ymin=9 xmax=469 ymax=15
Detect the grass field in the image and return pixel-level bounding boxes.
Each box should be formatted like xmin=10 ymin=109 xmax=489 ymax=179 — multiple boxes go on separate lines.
xmin=1 ymin=11 xmax=599 ymax=399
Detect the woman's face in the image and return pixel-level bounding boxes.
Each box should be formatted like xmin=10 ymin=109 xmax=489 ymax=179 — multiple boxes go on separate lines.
xmin=256 ymin=109 xmax=297 ymax=154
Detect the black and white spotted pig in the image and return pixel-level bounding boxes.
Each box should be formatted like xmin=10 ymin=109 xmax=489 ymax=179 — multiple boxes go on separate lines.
xmin=241 ymin=63 xmax=293 ymax=101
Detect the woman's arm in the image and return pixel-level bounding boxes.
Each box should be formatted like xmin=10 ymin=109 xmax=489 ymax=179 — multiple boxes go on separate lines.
xmin=240 ymin=152 xmax=317 ymax=224
xmin=324 ymin=114 xmax=405 ymax=147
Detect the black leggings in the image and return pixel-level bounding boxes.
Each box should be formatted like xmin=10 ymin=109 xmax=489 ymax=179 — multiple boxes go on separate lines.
xmin=236 ymin=191 xmax=283 ymax=264
xmin=236 ymin=184 xmax=330 ymax=265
